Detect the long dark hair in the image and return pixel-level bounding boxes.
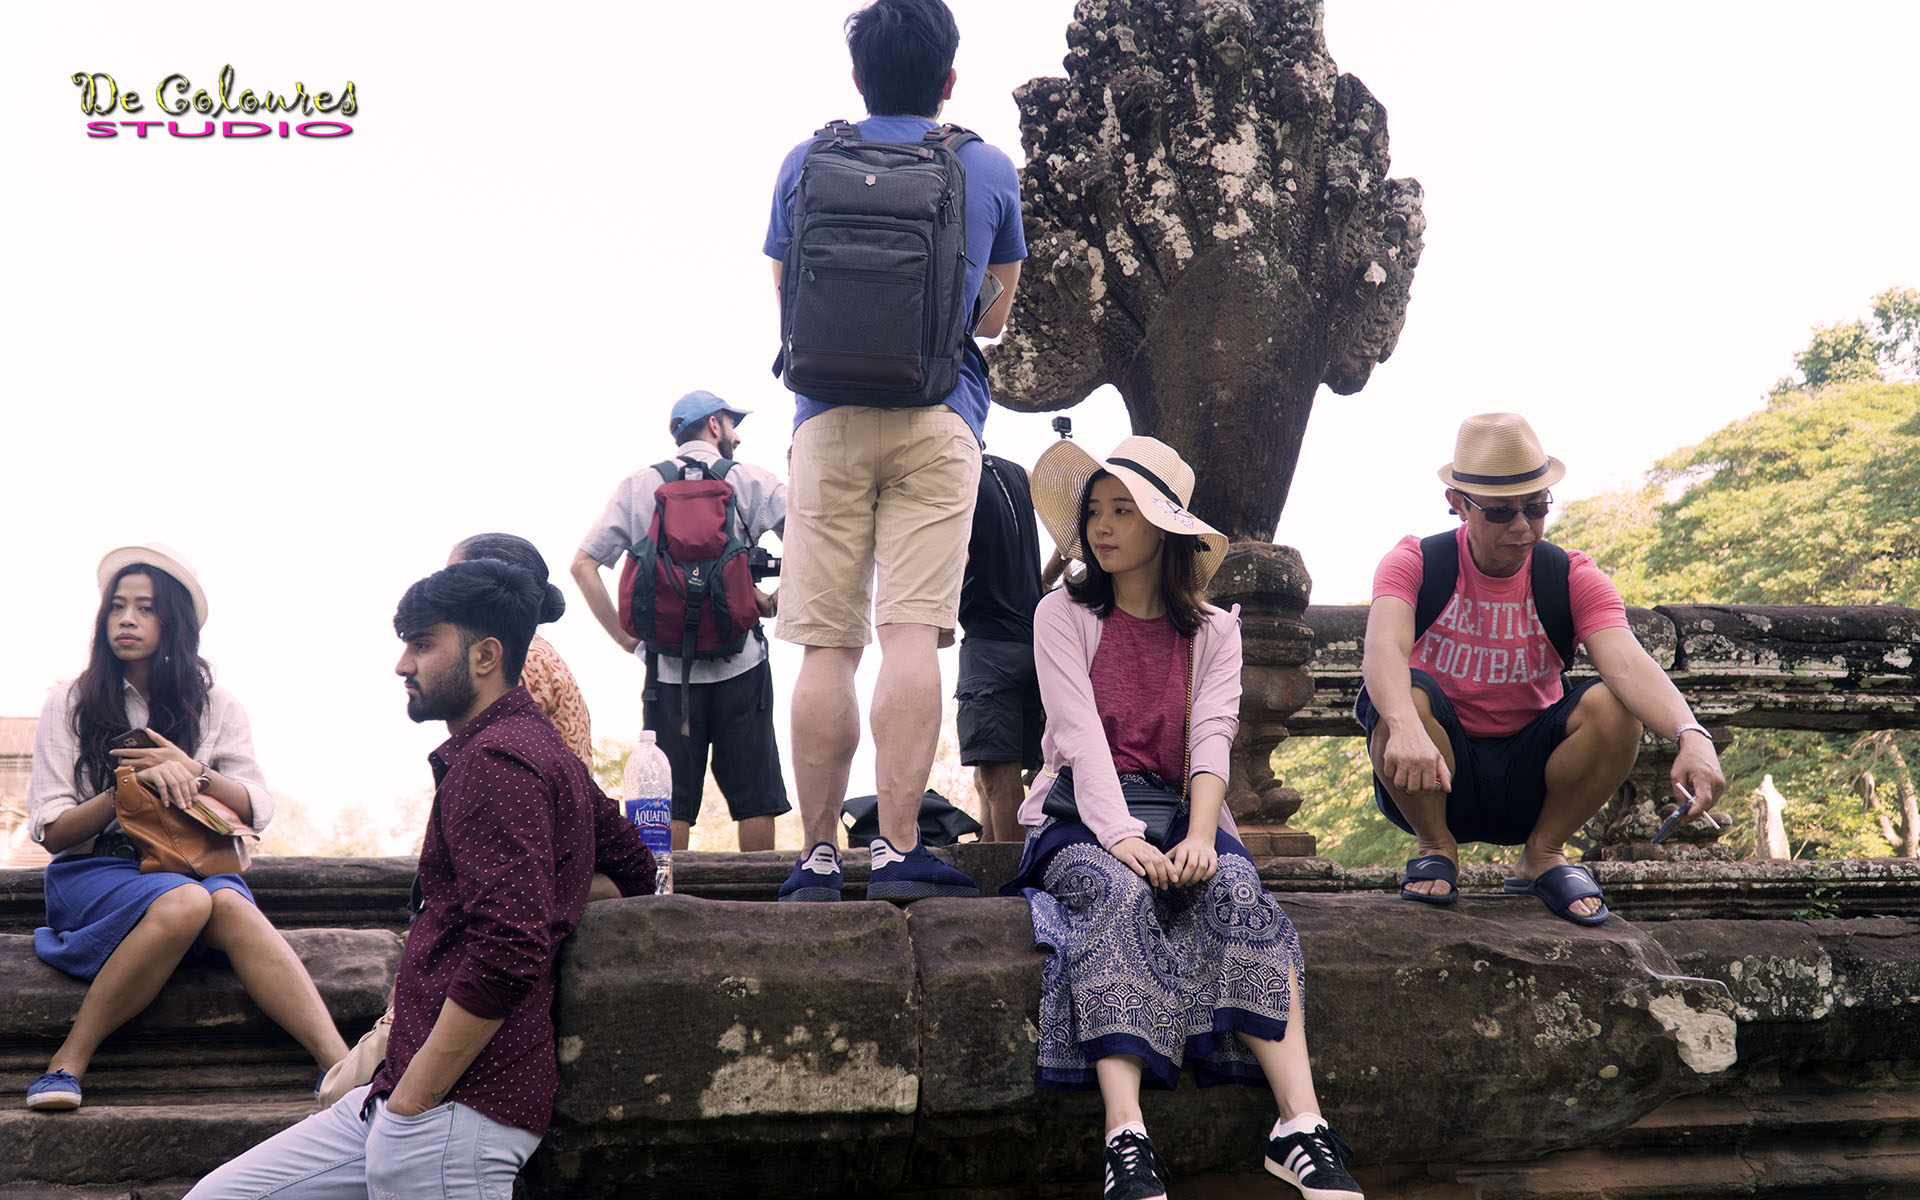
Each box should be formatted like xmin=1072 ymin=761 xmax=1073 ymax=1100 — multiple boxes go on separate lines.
xmin=71 ymin=565 xmax=211 ymax=794
xmin=1064 ymin=470 xmax=1209 ymax=637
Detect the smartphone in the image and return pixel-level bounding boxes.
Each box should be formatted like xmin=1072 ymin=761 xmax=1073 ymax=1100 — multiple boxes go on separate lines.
xmin=1651 ymin=783 xmax=1697 ymax=845
xmin=110 ymin=728 xmax=157 ymax=751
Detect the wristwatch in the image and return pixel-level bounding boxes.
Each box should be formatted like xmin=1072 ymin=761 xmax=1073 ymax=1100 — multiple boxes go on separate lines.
xmin=194 ymin=765 xmax=213 ymax=793
xmin=1672 ymin=722 xmax=1712 ymax=745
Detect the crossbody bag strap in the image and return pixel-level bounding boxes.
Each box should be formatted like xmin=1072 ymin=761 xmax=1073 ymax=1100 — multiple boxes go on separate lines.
xmin=1181 ymin=636 xmax=1194 ymax=799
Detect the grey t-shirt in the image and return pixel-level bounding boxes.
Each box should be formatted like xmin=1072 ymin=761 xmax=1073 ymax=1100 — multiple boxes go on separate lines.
xmin=580 ymin=441 xmax=786 ymax=684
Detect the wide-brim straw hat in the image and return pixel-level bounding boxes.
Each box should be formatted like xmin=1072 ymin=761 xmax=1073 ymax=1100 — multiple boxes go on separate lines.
xmin=1031 ymin=435 xmax=1228 ymax=589
xmin=97 ymin=543 xmax=208 ymax=629
xmin=1437 ymin=412 xmax=1567 ymax=498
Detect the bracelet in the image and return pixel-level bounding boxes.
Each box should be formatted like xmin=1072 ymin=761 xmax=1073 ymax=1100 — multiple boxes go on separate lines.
xmin=1672 ymin=722 xmax=1712 ymax=745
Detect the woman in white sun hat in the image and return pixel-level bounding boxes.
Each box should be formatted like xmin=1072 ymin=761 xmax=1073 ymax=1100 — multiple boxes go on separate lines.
xmin=1002 ymin=438 xmax=1363 ymax=1200
xmin=22 ymin=545 xmax=347 ymax=1113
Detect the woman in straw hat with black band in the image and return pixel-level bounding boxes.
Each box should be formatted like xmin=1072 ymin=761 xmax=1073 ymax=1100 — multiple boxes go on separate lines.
xmin=1002 ymin=439 xmax=1362 ymax=1200
xmin=22 ymin=545 xmax=347 ymax=1112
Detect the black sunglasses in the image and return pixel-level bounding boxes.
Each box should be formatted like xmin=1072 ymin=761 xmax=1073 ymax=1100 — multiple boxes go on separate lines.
xmin=1458 ymin=492 xmax=1552 ymax=524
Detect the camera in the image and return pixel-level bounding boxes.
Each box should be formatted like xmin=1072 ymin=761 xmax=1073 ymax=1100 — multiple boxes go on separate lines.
xmin=749 ymin=547 xmax=781 ymax=581
xmin=1051 ymin=416 xmax=1073 ymax=439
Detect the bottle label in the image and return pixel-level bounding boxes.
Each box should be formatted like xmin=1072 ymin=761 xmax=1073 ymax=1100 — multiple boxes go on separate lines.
xmin=626 ymin=795 xmax=672 ymax=860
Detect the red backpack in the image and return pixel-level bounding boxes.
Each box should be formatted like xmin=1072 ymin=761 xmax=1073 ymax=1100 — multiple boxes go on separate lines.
xmin=618 ymin=457 xmax=763 ymax=711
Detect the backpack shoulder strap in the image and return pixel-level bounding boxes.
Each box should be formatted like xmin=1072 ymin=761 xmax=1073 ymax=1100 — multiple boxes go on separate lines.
xmin=926 ymin=123 xmax=980 ymax=152
xmin=650 ymin=459 xmax=683 ymax=486
xmin=1413 ymin=531 xmax=1459 ymax=642
xmin=1530 ymin=541 xmax=1576 ymax=668
xmin=705 ymin=457 xmax=735 ymax=481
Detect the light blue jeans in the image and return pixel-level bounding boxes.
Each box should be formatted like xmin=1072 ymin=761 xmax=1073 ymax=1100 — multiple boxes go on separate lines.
xmin=184 ymin=1085 xmax=542 ymax=1200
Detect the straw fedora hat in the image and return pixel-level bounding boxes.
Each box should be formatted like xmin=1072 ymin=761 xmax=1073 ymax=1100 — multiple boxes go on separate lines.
xmin=97 ymin=543 xmax=209 ymax=629
xmin=1437 ymin=413 xmax=1566 ymax=498
xmin=1031 ymin=435 xmax=1228 ymax=588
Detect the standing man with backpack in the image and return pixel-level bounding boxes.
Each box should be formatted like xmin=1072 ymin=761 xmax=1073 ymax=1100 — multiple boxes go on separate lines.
xmin=1357 ymin=413 xmax=1726 ymax=925
xmin=572 ymin=390 xmax=791 ymax=853
xmin=765 ymin=0 xmax=1025 ymax=901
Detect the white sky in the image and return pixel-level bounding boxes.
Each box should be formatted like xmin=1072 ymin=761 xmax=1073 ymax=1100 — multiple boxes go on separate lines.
xmin=6 ymin=1 xmax=1918 ymax=829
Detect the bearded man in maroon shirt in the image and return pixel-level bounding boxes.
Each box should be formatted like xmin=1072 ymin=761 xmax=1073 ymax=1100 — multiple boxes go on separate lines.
xmin=188 ymin=559 xmax=654 ymax=1200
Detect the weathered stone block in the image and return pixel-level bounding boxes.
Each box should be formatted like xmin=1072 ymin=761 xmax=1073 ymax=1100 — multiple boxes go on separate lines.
xmin=1646 ymin=917 xmax=1920 ymax=1068
xmin=531 ymin=895 xmax=920 ymax=1198
xmin=0 ymin=928 xmax=398 ymax=1056
xmin=1284 ymin=895 xmax=1737 ymax=1163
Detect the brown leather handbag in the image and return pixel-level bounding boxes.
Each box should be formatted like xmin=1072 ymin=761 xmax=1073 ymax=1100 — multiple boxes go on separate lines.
xmin=112 ymin=764 xmax=260 ymax=877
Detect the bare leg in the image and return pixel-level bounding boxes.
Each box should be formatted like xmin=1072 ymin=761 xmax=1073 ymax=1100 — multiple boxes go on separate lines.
xmin=47 ymin=884 xmax=211 ymax=1079
xmin=670 ymin=819 xmax=692 ymax=852
xmin=1235 ymin=964 xmax=1322 ymax=1121
xmin=200 ymin=889 xmax=348 ymax=1069
xmin=1522 ymin=682 xmax=1642 ymax=917
xmin=791 ymin=645 xmax=864 ymax=849
xmin=1368 ymin=689 xmax=1459 ymax=899
xmin=736 ymin=815 xmax=776 ymax=852
xmin=872 ymin=623 xmax=941 ymax=849
xmin=1095 ymin=1054 xmax=1146 ymax=1132
xmin=971 ymin=767 xmax=997 ymax=842
xmin=975 ymin=762 xmax=1025 ymax=843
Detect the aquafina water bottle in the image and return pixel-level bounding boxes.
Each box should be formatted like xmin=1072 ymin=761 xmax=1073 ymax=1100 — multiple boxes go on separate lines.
xmin=622 ymin=731 xmax=674 ymax=894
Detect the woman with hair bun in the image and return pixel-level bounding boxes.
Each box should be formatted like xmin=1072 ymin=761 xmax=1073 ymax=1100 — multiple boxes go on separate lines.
xmin=24 ymin=545 xmax=347 ymax=1112
xmin=448 ymin=533 xmax=592 ymax=763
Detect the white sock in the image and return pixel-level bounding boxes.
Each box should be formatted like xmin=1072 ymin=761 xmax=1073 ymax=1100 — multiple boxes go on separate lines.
xmin=870 ymin=837 xmax=907 ymax=869
xmin=1106 ymin=1120 xmax=1148 ymax=1143
xmin=1273 ymin=1112 xmax=1326 ymax=1139
xmin=801 ymin=843 xmax=840 ymax=874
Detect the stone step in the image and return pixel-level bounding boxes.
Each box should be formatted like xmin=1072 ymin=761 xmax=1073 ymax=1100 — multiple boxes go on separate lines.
xmin=1443 ymin=1085 xmax=1920 ymax=1200
xmin=2 ymin=1097 xmax=316 ymax=1190
xmin=0 ymin=928 xmax=397 ymax=1066
xmin=9 ymin=855 xmax=1920 ymax=931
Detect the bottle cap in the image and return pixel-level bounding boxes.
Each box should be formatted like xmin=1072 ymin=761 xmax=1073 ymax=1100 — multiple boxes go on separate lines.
xmin=637 ymin=731 xmax=656 ymax=744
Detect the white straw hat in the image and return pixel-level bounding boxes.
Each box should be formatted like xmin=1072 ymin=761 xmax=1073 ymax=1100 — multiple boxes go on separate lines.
xmin=96 ymin=543 xmax=209 ymax=629
xmin=1031 ymin=435 xmax=1228 ymax=589
xmin=1438 ymin=413 xmax=1566 ymax=498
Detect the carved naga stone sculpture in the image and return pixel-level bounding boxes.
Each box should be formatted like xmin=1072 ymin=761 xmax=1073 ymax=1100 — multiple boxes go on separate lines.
xmin=990 ymin=0 xmax=1426 ymax=850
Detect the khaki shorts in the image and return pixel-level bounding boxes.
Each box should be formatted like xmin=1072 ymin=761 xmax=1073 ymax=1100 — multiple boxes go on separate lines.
xmin=776 ymin=404 xmax=981 ymax=648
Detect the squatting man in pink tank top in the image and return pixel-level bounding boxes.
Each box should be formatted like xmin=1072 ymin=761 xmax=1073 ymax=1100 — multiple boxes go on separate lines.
xmin=1356 ymin=413 xmax=1727 ymax=924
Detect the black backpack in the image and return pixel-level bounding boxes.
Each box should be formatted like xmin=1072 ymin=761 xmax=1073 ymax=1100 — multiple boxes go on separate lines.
xmin=1413 ymin=532 xmax=1577 ymax=670
xmin=772 ymin=119 xmax=979 ymax=408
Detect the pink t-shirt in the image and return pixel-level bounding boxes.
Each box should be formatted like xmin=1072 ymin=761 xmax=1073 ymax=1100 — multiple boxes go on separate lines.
xmin=1088 ymin=608 xmax=1190 ymax=782
xmin=1372 ymin=527 xmax=1629 ymax=738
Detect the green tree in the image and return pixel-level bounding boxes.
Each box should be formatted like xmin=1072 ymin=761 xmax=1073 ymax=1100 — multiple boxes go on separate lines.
xmin=1871 ymin=286 xmax=1920 ymax=379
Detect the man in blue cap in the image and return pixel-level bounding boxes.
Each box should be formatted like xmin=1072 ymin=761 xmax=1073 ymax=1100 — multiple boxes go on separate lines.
xmin=572 ymin=390 xmax=791 ymax=851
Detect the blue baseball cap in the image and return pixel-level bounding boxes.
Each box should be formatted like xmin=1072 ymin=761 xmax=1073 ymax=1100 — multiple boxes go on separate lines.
xmin=668 ymin=390 xmax=750 ymax=436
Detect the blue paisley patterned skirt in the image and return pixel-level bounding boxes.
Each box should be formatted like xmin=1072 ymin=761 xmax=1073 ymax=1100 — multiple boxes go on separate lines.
xmin=1002 ymin=812 xmax=1304 ymax=1090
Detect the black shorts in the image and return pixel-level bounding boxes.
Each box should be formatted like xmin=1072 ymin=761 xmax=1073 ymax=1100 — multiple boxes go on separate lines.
xmin=1355 ymin=668 xmax=1599 ymax=846
xmin=955 ymin=637 xmax=1043 ymax=769
xmin=644 ymin=658 xmax=792 ymax=826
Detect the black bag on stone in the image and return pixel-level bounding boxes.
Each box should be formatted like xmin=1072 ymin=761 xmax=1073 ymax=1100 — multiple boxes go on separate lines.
xmin=773 ymin=120 xmax=979 ymax=408
xmin=841 ymin=789 xmax=982 ymax=848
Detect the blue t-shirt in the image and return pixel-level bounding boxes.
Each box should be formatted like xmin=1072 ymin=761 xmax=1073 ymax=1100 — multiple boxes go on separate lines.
xmin=764 ymin=114 xmax=1027 ymax=443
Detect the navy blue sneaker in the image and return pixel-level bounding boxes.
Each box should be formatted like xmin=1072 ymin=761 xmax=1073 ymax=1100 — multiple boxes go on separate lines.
xmin=778 ymin=842 xmax=844 ymax=902
xmin=26 ymin=1069 xmax=82 ymax=1111
xmin=1103 ymin=1128 xmax=1169 ymax=1200
xmin=865 ymin=836 xmax=978 ymax=901
xmin=1266 ymin=1123 xmax=1363 ymax=1199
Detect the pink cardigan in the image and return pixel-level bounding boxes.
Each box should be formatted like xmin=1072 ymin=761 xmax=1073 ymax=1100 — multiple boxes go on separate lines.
xmin=1017 ymin=587 xmax=1244 ymax=849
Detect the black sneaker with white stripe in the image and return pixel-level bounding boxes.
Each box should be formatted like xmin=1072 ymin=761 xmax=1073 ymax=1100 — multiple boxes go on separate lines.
xmin=1102 ymin=1128 xmax=1169 ymax=1200
xmin=1265 ymin=1123 xmax=1363 ymax=1199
